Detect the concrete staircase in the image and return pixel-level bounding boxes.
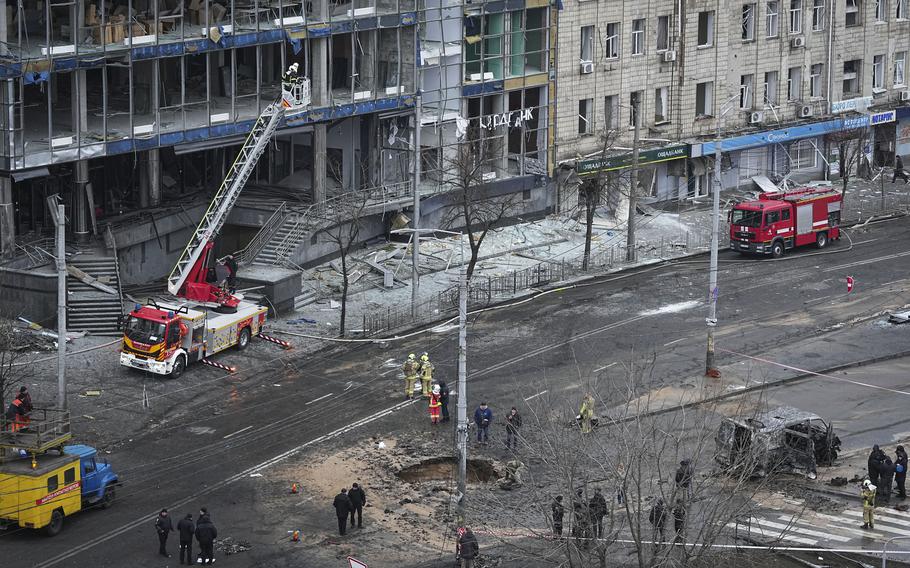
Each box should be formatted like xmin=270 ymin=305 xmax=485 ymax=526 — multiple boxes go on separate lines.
xmin=66 ymin=255 xmax=124 ymax=335
xmin=252 ymin=214 xmax=305 ymax=266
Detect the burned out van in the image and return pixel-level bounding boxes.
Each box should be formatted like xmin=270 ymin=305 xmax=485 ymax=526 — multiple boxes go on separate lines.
xmin=715 ymin=407 xmax=840 ymax=479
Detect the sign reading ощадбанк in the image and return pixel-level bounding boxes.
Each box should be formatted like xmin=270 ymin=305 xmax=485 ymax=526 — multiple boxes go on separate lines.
xmin=575 ymin=144 xmax=689 ymax=176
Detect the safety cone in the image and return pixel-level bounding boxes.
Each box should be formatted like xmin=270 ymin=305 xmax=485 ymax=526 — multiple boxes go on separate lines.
xmin=291 ymin=530 xmax=300 ymax=542
xmin=290 ymin=483 xmax=299 ymax=494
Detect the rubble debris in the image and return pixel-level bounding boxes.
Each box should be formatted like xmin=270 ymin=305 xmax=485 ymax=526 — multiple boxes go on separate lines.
xmin=829 ymin=477 xmax=848 ymax=486
xmin=214 ymin=537 xmax=252 ymax=555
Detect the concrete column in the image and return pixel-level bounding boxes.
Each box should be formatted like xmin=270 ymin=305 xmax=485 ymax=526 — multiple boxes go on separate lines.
xmin=0 ymin=174 xmax=13 ymax=258
xmin=312 ymin=38 xmax=329 ymax=107
xmin=314 ymin=123 xmax=327 ymax=204
xmin=148 ymin=148 xmax=161 ymax=207
xmin=73 ymin=70 xmax=88 ymax=145
xmin=138 ymin=152 xmax=150 ymax=209
xmin=73 ymin=160 xmax=90 ymax=242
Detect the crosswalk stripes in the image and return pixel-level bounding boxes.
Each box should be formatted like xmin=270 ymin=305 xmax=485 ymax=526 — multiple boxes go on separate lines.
xmin=733 ymin=505 xmax=910 ymax=546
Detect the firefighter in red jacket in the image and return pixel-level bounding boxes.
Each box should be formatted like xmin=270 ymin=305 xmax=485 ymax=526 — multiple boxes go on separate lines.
xmin=5 ymin=392 xmax=28 ymax=432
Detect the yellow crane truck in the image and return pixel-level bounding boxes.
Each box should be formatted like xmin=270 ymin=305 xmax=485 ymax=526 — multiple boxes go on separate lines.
xmin=0 ymin=407 xmax=119 ymax=536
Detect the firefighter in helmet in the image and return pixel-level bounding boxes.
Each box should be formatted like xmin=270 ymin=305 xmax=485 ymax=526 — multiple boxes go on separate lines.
xmin=418 ymin=352 xmax=434 ymax=398
xmin=402 ymin=353 xmax=419 ymax=400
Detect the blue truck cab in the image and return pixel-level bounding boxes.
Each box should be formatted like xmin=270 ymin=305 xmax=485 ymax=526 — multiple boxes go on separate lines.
xmin=65 ymin=444 xmax=119 ymax=508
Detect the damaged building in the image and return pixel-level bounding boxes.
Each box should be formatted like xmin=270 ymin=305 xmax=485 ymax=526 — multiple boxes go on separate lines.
xmin=0 ymin=0 xmax=558 ymax=330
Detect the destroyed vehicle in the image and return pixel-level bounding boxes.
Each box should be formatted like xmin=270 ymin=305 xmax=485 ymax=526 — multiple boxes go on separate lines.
xmin=715 ymin=406 xmax=840 ymax=479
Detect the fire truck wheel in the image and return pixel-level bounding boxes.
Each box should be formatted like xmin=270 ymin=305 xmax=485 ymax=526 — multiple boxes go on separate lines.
xmin=171 ymin=355 xmax=186 ymax=379
xmin=237 ymin=327 xmax=251 ymax=351
xmin=771 ymin=240 xmax=785 ymax=258
xmin=45 ymin=509 xmax=64 ymax=537
xmin=815 ymin=231 xmax=828 ymax=249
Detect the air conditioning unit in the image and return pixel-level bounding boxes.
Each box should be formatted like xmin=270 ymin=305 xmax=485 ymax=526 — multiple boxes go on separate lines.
xmin=799 ymin=104 xmax=813 ymax=118
xmin=580 ymin=61 xmax=594 ymax=74
xmin=749 ymin=111 xmax=764 ymax=124
xmin=790 ymin=36 xmax=806 ymax=48
xmin=901 ymin=90 xmax=910 ymax=101
xmin=663 ymin=50 xmax=677 ymax=63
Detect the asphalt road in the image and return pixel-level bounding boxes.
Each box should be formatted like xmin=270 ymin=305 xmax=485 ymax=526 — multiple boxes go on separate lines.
xmin=6 ymin=219 xmax=910 ymax=567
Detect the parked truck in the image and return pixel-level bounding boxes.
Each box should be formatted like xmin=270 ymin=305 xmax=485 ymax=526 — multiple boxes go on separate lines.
xmin=728 ymin=186 xmax=842 ymax=257
xmin=0 ymin=409 xmax=119 ymax=536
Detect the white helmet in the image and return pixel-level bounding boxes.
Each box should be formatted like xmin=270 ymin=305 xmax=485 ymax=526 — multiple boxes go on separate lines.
xmin=432 ymin=385 xmax=441 ymax=395
xmin=289 ymin=62 xmax=299 ymax=73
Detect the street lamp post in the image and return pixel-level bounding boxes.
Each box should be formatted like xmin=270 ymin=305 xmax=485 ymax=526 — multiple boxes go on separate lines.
xmin=706 ymin=94 xmax=742 ymax=378
xmin=392 ymin=228 xmax=467 ymax=525
xmin=411 ymin=96 xmax=423 ymax=318
xmin=626 ymin=93 xmax=641 ymax=261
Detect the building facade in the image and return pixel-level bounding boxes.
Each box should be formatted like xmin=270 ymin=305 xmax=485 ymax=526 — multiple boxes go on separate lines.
xmin=556 ymin=0 xmax=910 ymax=202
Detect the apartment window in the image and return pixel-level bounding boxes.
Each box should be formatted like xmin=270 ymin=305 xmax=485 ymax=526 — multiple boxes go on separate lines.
xmin=604 ymin=95 xmax=619 ymax=130
xmin=790 ymin=0 xmax=803 ymax=32
xmin=580 ymin=25 xmax=594 ymax=62
xmin=843 ymin=59 xmax=861 ymax=94
xmin=812 ymin=0 xmax=826 ymax=29
xmin=605 ymin=22 xmax=620 ymax=59
xmin=742 ymin=4 xmax=756 ymax=39
xmin=654 ymin=87 xmax=669 ymax=122
xmin=873 ymin=54 xmax=885 ymax=89
xmin=656 ymin=15 xmax=670 ymax=51
xmin=696 ymin=81 xmax=714 ymax=116
xmin=765 ymin=71 xmax=779 ymax=105
xmin=632 ymin=19 xmax=645 ymax=55
xmin=876 ymin=0 xmax=887 ymax=20
xmin=895 ymin=52 xmax=906 ymax=86
xmin=767 ymin=1 xmax=780 ymax=36
xmin=741 ymin=74 xmax=754 ymax=108
xmin=788 ymin=66 xmax=803 ymax=100
xmin=846 ymin=0 xmax=861 ymax=25
xmin=791 ymin=140 xmax=818 ymax=169
xmin=698 ymin=11 xmax=715 ymax=46
xmin=604 ymin=95 xmax=618 ymax=130
xmin=629 ymin=92 xmax=643 ymax=126
xmin=579 ymin=99 xmax=593 ymax=134
xmin=810 ymin=63 xmax=823 ymax=97
xmin=898 ymin=0 xmax=906 ymax=18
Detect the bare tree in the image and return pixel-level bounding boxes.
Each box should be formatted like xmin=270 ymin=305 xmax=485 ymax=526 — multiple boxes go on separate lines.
xmin=442 ymin=128 xmax=519 ymax=280
xmin=576 ymin=131 xmax=621 ymax=271
xmin=0 ymin=318 xmax=35 ymax=412
xmin=828 ymin=128 xmax=869 ymax=200
xmin=318 ymin=189 xmax=371 ymax=337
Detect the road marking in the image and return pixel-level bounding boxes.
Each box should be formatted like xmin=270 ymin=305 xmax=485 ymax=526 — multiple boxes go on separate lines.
xmin=781 ymin=515 xmax=879 ymax=539
xmin=747 ymin=517 xmax=851 ymax=542
xmin=32 ymin=398 xmax=417 ymax=568
xmin=305 ymin=393 xmax=333 ymax=405
xmin=524 ymin=390 xmax=548 ymax=401
xmin=593 ymin=362 xmax=617 ymax=372
xmin=840 ymin=510 xmax=910 ymax=536
xmin=727 ymin=522 xmax=817 ymax=546
xmin=379 ymin=368 xmax=398 ymax=377
xmin=718 ymin=348 xmax=910 ymax=397
xmin=222 ymin=425 xmax=253 ymax=439
xmin=822 ymin=250 xmax=910 ymax=272
xmin=663 ymin=338 xmax=686 ymax=347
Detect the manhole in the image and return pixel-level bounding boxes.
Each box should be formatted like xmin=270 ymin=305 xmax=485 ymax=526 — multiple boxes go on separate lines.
xmin=396 ymin=457 xmax=500 ymax=483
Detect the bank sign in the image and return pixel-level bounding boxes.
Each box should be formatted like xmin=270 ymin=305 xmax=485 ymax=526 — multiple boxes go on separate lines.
xmin=576 ymin=144 xmax=689 ymax=176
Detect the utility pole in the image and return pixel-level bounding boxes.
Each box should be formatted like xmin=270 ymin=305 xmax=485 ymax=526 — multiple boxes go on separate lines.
xmin=411 ymin=95 xmax=422 ymax=317
xmin=455 ymin=250 xmax=468 ymax=527
xmin=626 ymin=93 xmax=641 ymax=261
xmin=705 ymin=114 xmax=722 ymax=378
xmin=55 ymin=203 xmax=67 ymax=409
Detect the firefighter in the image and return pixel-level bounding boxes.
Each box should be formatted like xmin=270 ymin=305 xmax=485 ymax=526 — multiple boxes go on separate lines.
xmin=861 ymin=479 xmax=877 ymax=529
xmin=579 ymin=393 xmax=595 ymax=434
xmin=418 ymin=353 xmax=434 ymax=397
xmin=402 ymin=354 xmax=419 ymax=399
xmin=4 ymin=393 xmax=27 ymax=433
xmin=223 ymin=254 xmax=238 ymax=292
xmin=428 ymin=385 xmax=442 ymax=425
xmin=282 ymin=62 xmax=300 ymax=92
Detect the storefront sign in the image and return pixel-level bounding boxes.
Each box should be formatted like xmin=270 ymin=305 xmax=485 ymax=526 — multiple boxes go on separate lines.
xmin=479 ymin=108 xmax=534 ymax=130
xmin=871 ymin=110 xmax=896 ymax=125
xmin=576 ymin=144 xmax=689 ymax=175
xmin=831 ymin=97 xmax=873 ymax=114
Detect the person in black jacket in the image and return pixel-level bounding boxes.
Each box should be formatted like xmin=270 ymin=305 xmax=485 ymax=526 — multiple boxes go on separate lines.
xmin=155 ymin=509 xmax=174 ymax=558
xmin=896 ymin=445 xmax=908 ymax=499
xmin=176 ymin=513 xmax=195 ymax=565
xmin=649 ymin=497 xmax=667 ymax=548
xmin=880 ymin=456 xmax=896 ymax=500
xmin=457 ymin=526 xmax=479 ymax=568
xmin=194 ymin=508 xmax=217 ymax=565
xmin=348 ymin=483 xmax=367 ymax=528
xmin=505 ymin=407 xmax=521 ymax=450
xmin=333 ymin=488 xmax=353 ymax=535
xmin=551 ymin=495 xmax=564 ymax=538
xmin=869 ymin=445 xmax=886 ymax=487
xmin=894 ymin=155 xmax=909 ymax=183
xmin=438 ymin=381 xmax=451 ymax=422
xmin=589 ymin=488 xmax=607 ymax=538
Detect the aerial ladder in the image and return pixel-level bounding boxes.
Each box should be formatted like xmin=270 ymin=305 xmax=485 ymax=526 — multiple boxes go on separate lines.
xmin=118 ymin=65 xmax=307 ymax=377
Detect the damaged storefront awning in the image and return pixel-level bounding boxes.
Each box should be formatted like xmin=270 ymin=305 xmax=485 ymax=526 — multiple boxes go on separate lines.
xmin=575 ymin=144 xmax=689 ymax=176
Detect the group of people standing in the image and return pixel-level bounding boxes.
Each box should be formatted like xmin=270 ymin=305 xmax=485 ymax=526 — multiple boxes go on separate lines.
xmin=154 ymin=507 xmax=218 ymax=565
xmin=332 ymin=483 xmax=367 ymax=535
xmin=862 ymin=444 xmax=908 ymax=529
xmin=402 ymin=353 xmax=451 ymax=425
xmin=472 ymin=402 xmax=522 ymax=450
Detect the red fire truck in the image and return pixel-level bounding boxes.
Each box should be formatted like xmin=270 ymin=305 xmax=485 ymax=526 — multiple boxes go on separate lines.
xmin=728 ymin=186 xmax=842 ymax=257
